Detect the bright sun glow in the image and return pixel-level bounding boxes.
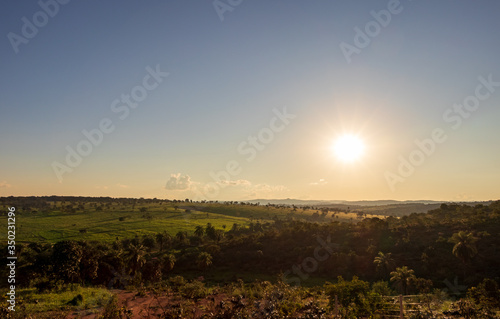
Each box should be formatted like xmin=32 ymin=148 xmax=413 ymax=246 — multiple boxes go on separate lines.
xmin=332 ymin=134 xmax=365 ymax=163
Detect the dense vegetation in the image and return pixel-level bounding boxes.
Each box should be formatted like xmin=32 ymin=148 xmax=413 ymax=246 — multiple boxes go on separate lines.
xmin=0 ymin=196 xmax=383 ymax=243
xmin=1 ymin=197 xmax=499 ymax=318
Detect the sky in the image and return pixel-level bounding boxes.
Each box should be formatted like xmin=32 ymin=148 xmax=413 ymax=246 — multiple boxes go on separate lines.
xmin=1 ymin=0 xmax=500 ymax=202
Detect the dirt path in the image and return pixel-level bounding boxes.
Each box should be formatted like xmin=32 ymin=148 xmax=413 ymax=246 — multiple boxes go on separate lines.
xmin=66 ymin=289 xmax=221 ymax=319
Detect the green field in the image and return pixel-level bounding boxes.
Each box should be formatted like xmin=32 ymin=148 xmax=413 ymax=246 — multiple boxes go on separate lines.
xmin=13 ymin=204 xmax=250 ymax=243
xmin=4 ymin=199 xmax=384 ymax=244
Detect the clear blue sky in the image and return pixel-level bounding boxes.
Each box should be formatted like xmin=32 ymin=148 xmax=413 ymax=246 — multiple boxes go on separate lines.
xmin=1 ymin=0 xmax=500 ymax=201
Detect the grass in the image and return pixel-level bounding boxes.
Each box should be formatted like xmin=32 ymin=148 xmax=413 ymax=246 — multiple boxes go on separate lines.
xmin=186 ymin=202 xmax=380 ymax=223
xmin=3 ymin=285 xmax=114 ymax=315
xmin=14 ymin=204 xmax=251 ymax=243
xmin=5 ymin=200 xmax=383 ymax=244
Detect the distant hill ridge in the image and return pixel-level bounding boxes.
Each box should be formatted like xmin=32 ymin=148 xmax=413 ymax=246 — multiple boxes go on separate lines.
xmin=246 ymin=198 xmax=493 ymax=206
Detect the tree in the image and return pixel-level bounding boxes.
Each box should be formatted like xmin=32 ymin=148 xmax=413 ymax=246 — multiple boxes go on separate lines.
xmin=194 ymin=226 xmax=204 ymax=238
xmin=197 ymin=252 xmax=213 ymax=270
xmin=161 ymin=254 xmax=176 ymax=273
xmin=176 ymin=231 xmax=188 ymax=244
xmin=390 ymin=266 xmax=416 ymax=295
xmin=449 ymin=231 xmax=478 ymax=278
xmin=205 ymin=223 xmax=216 ymax=240
xmin=125 ymin=243 xmax=147 ymax=277
xmin=142 ymin=235 xmax=156 ymax=251
xmin=324 ymin=276 xmax=371 ymax=317
xmin=142 ymin=259 xmax=162 ymax=283
xmin=52 ymin=240 xmax=83 ymax=283
xmin=156 ymin=231 xmax=172 ymax=252
xmin=231 ymin=223 xmax=241 ymax=232
xmin=468 ymin=278 xmax=500 ymax=312
xmin=214 ymin=230 xmax=224 ymax=243
xmin=79 ymin=242 xmax=100 ymax=284
xmin=373 ymin=251 xmax=395 ymax=279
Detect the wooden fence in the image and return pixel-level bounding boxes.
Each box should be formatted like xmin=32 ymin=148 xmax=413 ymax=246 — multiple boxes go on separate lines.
xmin=332 ymin=294 xmax=432 ymax=318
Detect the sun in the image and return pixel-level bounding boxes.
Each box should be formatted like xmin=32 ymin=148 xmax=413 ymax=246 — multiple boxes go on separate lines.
xmin=332 ymin=134 xmax=365 ymax=163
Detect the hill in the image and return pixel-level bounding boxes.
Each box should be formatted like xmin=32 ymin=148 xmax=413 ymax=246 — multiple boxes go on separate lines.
xmin=0 ymin=196 xmax=380 ymax=243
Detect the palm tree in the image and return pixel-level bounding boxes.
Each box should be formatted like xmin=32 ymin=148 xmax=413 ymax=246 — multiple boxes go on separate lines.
xmin=176 ymin=231 xmax=187 ymax=244
xmin=374 ymin=251 xmax=395 ymax=279
xmin=205 ymin=223 xmax=216 ymax=240
xmin=214 ymin=229 xmax=225 ymax=243
xmin=161 ymin=253 xmax=176 ymax=273
xmin=450 ymin=231 xmax=478 ymax=278
xmin=125 ymin=243 xmax=146 ymax=277
xmin=156 ymin=232 xmax=165 ymax=252
xmin=156 ymin=231 xmax=172 ymax=251
xmin=197 ymin=252 xmax=213 ymax=270
xmin=390 ymin=266 xmax=416 ymax=295
xmin=194 ymin=226 xmax=205 ymax=238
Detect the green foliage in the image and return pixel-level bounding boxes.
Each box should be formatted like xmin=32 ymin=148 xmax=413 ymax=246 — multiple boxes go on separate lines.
xmin=374 ymin=251 xmax=395 ymax=278
xmin=2 ymin=197 xmax=500 ymax=317
xmin=467 ymin=278 xmax=500 ymax=316
xmin=390 ymin=266 xmax=416 ymax=295
xmin=67 ymin=293 xmax=84 ymax=306
xmin=8 ymin=200 xmax=250 ymax=243
xmin=167 ymin=275 xmax=187 ymax=292
xmin=371 ymin=280 xmax=393 ymax=296
xmin=4 ymin=285 xmax=113 ymax=315
xmin=179 ymin=279 xmax=208 ymax=300
xmin=99 ymin=295 xmax=122 ymax=319
xmin=325 ymin=276 xmax=370 ymax=308
xmin=52 ymin=240 xmax=83 ymax=283
xmin=197 ymin=251 xmax=213 ymax=270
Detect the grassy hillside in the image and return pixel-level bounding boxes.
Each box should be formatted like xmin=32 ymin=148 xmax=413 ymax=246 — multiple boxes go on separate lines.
xmin=1 ymin=197 xmax=499 ymax=317
xmin=2 ymin=197 xmax=385 ymax=244
xmin=7 ymin=203 xmax=250 ymax=243
xmin=185 ymin=202 xmax=383 ymax=222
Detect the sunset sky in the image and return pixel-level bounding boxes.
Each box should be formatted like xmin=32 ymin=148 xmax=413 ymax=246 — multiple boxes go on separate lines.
xmin=1 ymin=1 xmax=500 ymax=201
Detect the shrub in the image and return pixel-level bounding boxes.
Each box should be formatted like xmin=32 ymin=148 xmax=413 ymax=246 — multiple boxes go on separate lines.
xmin=324 ymin=276 xmax=371 ymax=318
xmin=67 ymin=293 xmax=84 ymax=306
xmin=167 ymin=275 xmax=186 ymax=292
xmin=99 ymin=295 xmax=120 ymax=319
xmin=180 ymin=280 xmax=208 ymax=300
xmin=467 ymin=278 xmax=500 ymax=316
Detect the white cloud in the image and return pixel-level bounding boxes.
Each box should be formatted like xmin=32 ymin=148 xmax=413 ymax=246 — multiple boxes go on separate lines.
xmin=217 ymin=179 xmax=251 ymax=186
xmin=310 ymin=179 xmax=328 ymax=186
xmin=454 ymin=193 xmax=470 ymax=201
xmin=252 ymin=183 xmax=288 ymax=192
xmin=0 ymin=181 xmax=11 ymax=188
xmin=164 ymin=174 xmax=288 ymax=201
xmin=244 ymin=183 xmax=289 ymax=199
xmin=117 ymin=183 xmax=129 ymax=189
xmin=165 ymin=173 xmax=192 ymax=190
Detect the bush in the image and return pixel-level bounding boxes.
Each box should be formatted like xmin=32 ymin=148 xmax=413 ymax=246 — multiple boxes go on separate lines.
xmin=167 ymin=275 xmax=186 ymax=292
xmin=467 ymin=278 xmax=500 ymax=316
xmin=371 ymin=281 xmax=393 ymax=296
xmin=324 ymin=276 xmax=372 ymax=318
xmin=67 ymin=293 xmax=84 ymax=306
xmin=179 ymin=280 xmax=208 ymax=300
xmin=99 ymin=295 xmax=120 ymax=319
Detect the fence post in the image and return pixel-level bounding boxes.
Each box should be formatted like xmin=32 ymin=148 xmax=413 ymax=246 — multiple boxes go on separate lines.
xmin=399 ymin=295 xmax=404 ymax=319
